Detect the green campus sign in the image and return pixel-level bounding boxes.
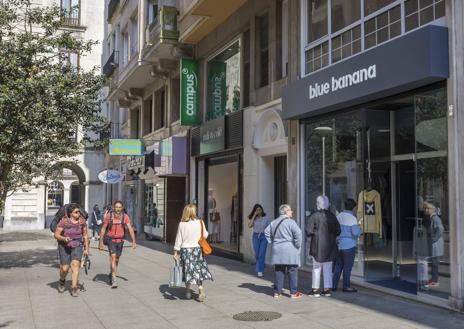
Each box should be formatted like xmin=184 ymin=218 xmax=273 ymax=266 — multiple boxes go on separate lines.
xmin=207 ymin=61 xmax=227 ymax=121
xmin=109 ymin=139 xmax=143 ymax=156
xmin=180 ymin=58 xmax=199 ymax=125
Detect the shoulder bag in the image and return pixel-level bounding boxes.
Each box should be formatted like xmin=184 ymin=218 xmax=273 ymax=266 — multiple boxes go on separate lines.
xmin=271 ymin=217 xmax=288 ymax=243
xmin=198 ymin=220 xmax=212 ymax=256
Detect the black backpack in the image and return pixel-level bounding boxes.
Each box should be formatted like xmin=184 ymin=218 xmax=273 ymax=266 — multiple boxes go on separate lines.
xmin=103 ymin=210 xmax=127 ymax=245
xmin=50 ymin=203 xmax=89 ymax=233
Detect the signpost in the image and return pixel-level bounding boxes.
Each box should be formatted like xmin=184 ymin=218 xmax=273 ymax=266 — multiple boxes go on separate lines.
xmin=180 ymin=58 xmax=199 ymax=125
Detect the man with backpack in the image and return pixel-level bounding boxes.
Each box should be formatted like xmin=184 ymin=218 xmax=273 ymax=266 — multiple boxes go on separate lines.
xmin=99 ymin=200 xmax=136 ymax=288
xmin=53 ymin=204 xmax=90 ymax=297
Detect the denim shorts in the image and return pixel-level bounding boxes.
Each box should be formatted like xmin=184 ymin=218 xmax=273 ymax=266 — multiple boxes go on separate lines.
xmin=108 ymin=240 xmax=124 ymax=256
xmin=58 ymin=243 xmax=83 ymax=265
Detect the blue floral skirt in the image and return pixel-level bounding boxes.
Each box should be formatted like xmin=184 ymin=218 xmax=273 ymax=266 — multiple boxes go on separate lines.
xmin=180 ymin=247 xmax=213 ymax=285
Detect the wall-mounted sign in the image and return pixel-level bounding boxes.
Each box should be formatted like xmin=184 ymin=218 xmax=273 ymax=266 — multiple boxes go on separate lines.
xmin=282 ymin=25 xmax=449 ymax=119
xmin=98 ymin=170 xmax=124 ymax=184
xmin=180 ymin=58 xmax=199 ymax=125
xmin=127 ymin=155 xmax=145 ymax=170
xmin=160 ymin=6 xmax=179 ymax=43
xmin=109 ymin=139 xmax=143 ymax=155
xmin=154 ymin=136 xmax=187 ymax=176
xmin=200 ymin=117 xmax=225 ymax=155
xmin=206 ymin=61 xmax=227 ymax=121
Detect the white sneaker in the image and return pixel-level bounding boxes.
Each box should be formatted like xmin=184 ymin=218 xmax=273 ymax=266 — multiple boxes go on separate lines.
xmin=257 ymin=272 xmax=263 ymax=277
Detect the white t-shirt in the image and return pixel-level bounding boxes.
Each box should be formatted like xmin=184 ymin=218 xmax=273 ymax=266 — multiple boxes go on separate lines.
xmin=174 ymin=219 xmax=209 ymax=251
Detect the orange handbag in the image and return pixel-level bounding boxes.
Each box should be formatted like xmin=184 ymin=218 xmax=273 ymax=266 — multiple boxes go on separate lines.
xmin=198 ymin=220 xmax=212 ymax=256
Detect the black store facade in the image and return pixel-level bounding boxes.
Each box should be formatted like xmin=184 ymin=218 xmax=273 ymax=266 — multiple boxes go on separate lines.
xmin=191 ymin=111 xmax=243 ymax=258
xmin=284 ymin=25 xmax=455 ymax=304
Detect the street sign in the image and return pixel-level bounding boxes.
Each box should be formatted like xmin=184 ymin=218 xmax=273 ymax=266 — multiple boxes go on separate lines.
xmin=98 ymin=170 xmax=124 ymax=184
xmin=109 ymin=139 xmax=143 ymax=155
xmin=180 ymin=58 xmax=199 ymax=125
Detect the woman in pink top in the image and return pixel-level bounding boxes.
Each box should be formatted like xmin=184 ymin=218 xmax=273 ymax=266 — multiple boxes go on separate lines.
xmin=54 ymin=204 xmax=89 ymax=297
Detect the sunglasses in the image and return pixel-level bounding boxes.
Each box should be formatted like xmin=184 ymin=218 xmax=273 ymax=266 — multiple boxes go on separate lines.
xmin=72 ymin=210 xmax=81 ymax=214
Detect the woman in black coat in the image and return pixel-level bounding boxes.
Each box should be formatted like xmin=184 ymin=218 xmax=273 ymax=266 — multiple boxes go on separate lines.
xmin=306 ymin=196 xmax=341 ymax=297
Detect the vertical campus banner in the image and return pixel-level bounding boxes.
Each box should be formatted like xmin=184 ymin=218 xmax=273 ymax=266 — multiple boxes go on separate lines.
xmin=180 ymin=58 xmax=199 ymax=125
xmin=207 ymin=61 xmax=227 ymax=121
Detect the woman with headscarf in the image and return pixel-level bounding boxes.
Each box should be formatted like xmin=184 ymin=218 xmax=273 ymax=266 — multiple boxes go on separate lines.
xmin=90 ymin=204 xmax=102 ymax=240
xmin=306 ymin=195 xmax=341 ymax=297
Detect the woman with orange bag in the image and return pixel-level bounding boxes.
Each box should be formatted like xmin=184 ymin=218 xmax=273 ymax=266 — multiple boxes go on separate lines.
xmin=174 ymin=204 xmax=213 ymax=302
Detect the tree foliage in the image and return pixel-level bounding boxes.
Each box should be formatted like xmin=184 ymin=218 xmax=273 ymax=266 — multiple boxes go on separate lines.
xmin=0 ymin=0 xmax=106 ymax=211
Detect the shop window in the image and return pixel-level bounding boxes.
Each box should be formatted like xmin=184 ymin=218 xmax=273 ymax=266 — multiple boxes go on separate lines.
xmin=206 ymin=40 xmax=241 ymax=121
xmin=307 ymin=0 xmax=328 ymax=43
xmin=331 ymin=0 xmax=361 ymax=33
xmin=61 ymin=0 xmax=80 ymax=26
xmin=364 ymin=5 xmax=401 ymax=49
xmin=405 ymin=0 xmax=445 ymax=32
xmin=144 ymin=183 xmax=165 ymax=236
xmin=207 ymin=159 xmax=239 ymax=253
xmin=255 ymin=13 xmax=269 ymax=88
xmin=48 ymin=181 xmax=64 ymax=208
xmin=304 ymin=41 xmax=329 ymax=74
xmin=331 ymin=25 xmax=361 ymax=64
xmin=364 ymin=0 xmax=396 ymax=16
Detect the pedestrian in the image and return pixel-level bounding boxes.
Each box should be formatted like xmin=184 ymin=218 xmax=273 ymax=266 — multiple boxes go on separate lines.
xmin=173 ymin=204 xmax=213 ymax=302
xmin=248 ymin=204 xmax=271 ymax=277
xmin=99 ymin=200 xmax=136 ymax=288
xmin=332 ymin=198 xmax=362 ymax=292
xmin=306 ymin=195 xmax=341 ymax=297
xmin=423 ymin=201 xmax=444 ymax=288
xmin=264 ymin=204 xmax=303 ymax=299
xmin=54 ymin=204 xmax=89 ymax=297
xmin=90 ymin=204 xmax=102 ymax=240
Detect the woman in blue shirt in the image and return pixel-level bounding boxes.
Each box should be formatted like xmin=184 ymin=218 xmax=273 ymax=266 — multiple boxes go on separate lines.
xmin=248 ymin=204 xmax=271 ymax=277
xmin=333 ymin=198 xmax=362 ymax=292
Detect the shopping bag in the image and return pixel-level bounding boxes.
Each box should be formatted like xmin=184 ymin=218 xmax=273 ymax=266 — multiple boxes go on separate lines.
xmin=169 ymin=260 xmax=184 ymax=288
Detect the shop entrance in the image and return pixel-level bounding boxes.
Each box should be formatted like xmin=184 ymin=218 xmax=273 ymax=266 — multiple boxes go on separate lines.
xmin=365 ymin=159 xmax=417 ymax=293
xmin=204 ymin=154 xmax=241 ymax=255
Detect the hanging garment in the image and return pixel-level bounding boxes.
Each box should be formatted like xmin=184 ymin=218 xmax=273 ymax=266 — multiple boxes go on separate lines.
xmin=357 ymin=189 xmax=382 ymax=236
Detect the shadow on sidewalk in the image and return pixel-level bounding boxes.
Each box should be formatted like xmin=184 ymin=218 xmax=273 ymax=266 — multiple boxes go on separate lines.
xmin=159 ymin=284 xmax=187 ymax=300
xmin=0 ymin=320 xmax=14 ymax=328
xmin=0 ymin=249 xmax=59 ymax=269
xmin=238 ymin=283 xmax=274 ymax=297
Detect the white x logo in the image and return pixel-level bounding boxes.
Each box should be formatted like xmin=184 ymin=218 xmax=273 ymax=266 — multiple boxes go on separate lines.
xmin=366 ymin=203 xmax=375 ymax=214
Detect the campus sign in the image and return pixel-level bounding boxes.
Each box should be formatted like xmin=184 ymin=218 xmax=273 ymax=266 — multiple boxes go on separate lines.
xmin=180 ymin=58 xmax=198 ymax=125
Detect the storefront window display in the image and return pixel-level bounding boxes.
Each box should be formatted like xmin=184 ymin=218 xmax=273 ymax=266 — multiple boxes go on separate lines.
xmin=206 ymin=157 xmax=239 ymax=253
xmin=206 ymin=40 xmax=241 ymax=121
xmin=143 ymin=181 xmax=166 ymax=239
xmin=303 ymin=85 xmax=450 ymax=298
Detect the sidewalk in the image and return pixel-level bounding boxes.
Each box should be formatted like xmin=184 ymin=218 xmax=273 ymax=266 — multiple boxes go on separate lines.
xmin=0 ymin=230 xmax=463 ymax=329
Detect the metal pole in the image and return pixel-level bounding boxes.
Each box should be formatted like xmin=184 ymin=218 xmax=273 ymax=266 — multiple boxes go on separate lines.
xmin=322 ymin=136 xmax=326 ymax=196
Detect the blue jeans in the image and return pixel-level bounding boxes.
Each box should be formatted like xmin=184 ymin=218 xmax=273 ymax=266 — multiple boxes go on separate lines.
xmin=332 ymin=247 xmax=356 ymax=289
xmin=252 ymin=232 xmax=267 ymax=273
xmin=274 ymin=265 xmax=298 ymax=294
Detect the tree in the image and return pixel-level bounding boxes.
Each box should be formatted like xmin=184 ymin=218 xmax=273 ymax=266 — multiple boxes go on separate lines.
xmin=0 ymin=0 xmax=106 ymax=212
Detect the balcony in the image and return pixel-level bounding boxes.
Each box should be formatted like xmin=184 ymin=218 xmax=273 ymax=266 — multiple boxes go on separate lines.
xmin=61 ymin=15 xmax=80 ymax=27
xmin=107 ymin=0 xmax=119 ymax=22
xmin=103 ymin=50 xmax=119 ymax=77
xmin=143 ymin=6 xmax=179 ymax=61
xmin=179 ymin=0 xmax=248 ymax=44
